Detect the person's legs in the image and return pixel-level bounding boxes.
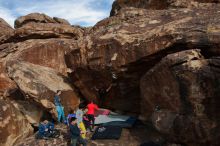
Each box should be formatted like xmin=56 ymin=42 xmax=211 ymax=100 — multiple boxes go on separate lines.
xmin=61 ymin=106 xmax=65 ymax=123
xmin=87 ymin=114 xmax=94 ymax=131
xmin=70 ymin=138 xmax=77 ymax=146
xmin=90 ymin=115 xmax=95 ymax=130
xmin=83 ymin=120 xmax=90 ymax=131
xmin=56 ymin=106 xmax=62 ymax=122
xmin=78 ymin=136 xmax=87 ymax=146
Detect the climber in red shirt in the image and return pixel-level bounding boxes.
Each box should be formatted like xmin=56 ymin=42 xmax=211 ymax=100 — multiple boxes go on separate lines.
xmin=86 ymin=101 xmax=98 ymax=132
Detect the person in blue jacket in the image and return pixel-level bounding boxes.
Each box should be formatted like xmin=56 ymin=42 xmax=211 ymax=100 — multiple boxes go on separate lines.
xmin=36 ymin=118 xmax=55 ymax=139
xmin=54 ymin=90 xmax=65 ymax=123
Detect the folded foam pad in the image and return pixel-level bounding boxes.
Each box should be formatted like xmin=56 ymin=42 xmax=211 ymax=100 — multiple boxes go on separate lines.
xmin=102 ymin=117 xmax=137 ymax=128
xmin=94 ymin=108 xmax=110 ymax=117
xmin=91 ymin=126 xmax=122 ymax=140
xmin=95 ymin=115 xmax=130 ymax=124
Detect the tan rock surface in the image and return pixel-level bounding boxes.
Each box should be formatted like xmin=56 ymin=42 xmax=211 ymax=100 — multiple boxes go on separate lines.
xmin=0 ymin=99 xmax=33 ymax=146
xmin=0 ymin=1 xmax=220 ymax=145
xmin=66 ymin=4 xmax=220 ymax=114
xmin=7 ymin=61 xmax=80 ymax=118
xmin=141 ymin=50 xmax=220 ymax=145
xmin=110 ymin=0 xmax=220 ymax=16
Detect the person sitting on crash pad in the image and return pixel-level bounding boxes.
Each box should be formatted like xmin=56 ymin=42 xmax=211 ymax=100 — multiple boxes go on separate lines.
xmin=36 ymin=118 xmax=59 ymax=139
xmin=87 ymin=101 xmax=99 ymax=132
xmin=54 ymin=90 xmax=65 ymax=123
xmin=69 ymin=117 xmax=87 ymax=146
xmin=94 ymin=83 xmax=112 ymax=106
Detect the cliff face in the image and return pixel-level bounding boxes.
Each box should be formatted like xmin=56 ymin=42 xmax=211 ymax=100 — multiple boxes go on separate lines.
xmin=110 ymin=0 xmax=220 ymax=16
xmin=0 ymin=14 xmax=81 ymax=146
xmin=0 ymin=1 xmax=220 ymax=146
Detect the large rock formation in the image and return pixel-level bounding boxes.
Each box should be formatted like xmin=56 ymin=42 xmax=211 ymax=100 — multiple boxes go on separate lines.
xmin=142 ymin=50 xmax=220 ymax=145
xmin=7 ymin=61 xmax=80 ymax=118
xmin=65 ymin=2 xmax=220 ymax=145
xmin=2 ymin=39 xmax=79 ymax=75
xmin=0 ymin=0 xmax=220 ymax=145
xmin=0 ymin=13 xmax=81 ymax=145
xmin=66 ymin=4 xmax=220 ymax=114
xmin=0 ymin=13 xmax=83 ymax=45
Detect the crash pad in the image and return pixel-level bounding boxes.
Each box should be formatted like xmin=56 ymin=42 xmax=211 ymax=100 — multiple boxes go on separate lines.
xmin=91 ymin=126 xmax=122 ymax=140
xmin=95 ymin=115 xmax=130 ymax=125
xmin=102 ymin=117 xmax=137 ymax=128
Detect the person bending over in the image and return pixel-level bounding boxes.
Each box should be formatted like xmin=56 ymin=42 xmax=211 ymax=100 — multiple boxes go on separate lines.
xmin=87 ymin=101 xmax=98 ymax=132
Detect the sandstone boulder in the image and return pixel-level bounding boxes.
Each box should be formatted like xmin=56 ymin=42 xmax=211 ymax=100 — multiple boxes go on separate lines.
xmin=0 ymin=22 xmax=84 ymax=44
xmin=0 ymin=37 xmax=81 ymax=121
xmin=0 ymin=38 xmax=78 ymax=96
xmin=15 ymin=13 xmax=72 ymax=28
xmin=66 ymin=5 xmax=220 ymax=113
xmin=0 ymin=1 xmax=220 ymax=145
xmin=1 ymin=13 xmax=83 ymax=45
xmin=7 ymin=61 xmax=80 ymax=118
xmin=152 ymin=110 xmax=219 ymax=146
xmin=59 ymin=90 xmax=81 ymax=115
xmin=2 ymin=39 xmax=78 ymax=75
xmin=14 ymin=13 xmax=56 ymax=28
xmin=13 ymin=22 xmax=83 ymax=40
xmin=12 ymin=100 xmax=46 ymax=125
xmin=141 ymin=50 xmax=220 ymax=145
xmin=0 ymin=99 xmax=33 ymax=146
xmin=140 ymin=50 xmax=203 ymax=118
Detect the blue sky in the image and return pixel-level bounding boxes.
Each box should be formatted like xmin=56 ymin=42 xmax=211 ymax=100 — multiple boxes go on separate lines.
xmin=0 ymin=0 xmax=114 ymax=27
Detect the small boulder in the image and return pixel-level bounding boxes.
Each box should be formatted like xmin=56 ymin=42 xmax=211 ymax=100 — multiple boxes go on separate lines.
xmin=14 ymin=13 xmax=56 ymax=28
